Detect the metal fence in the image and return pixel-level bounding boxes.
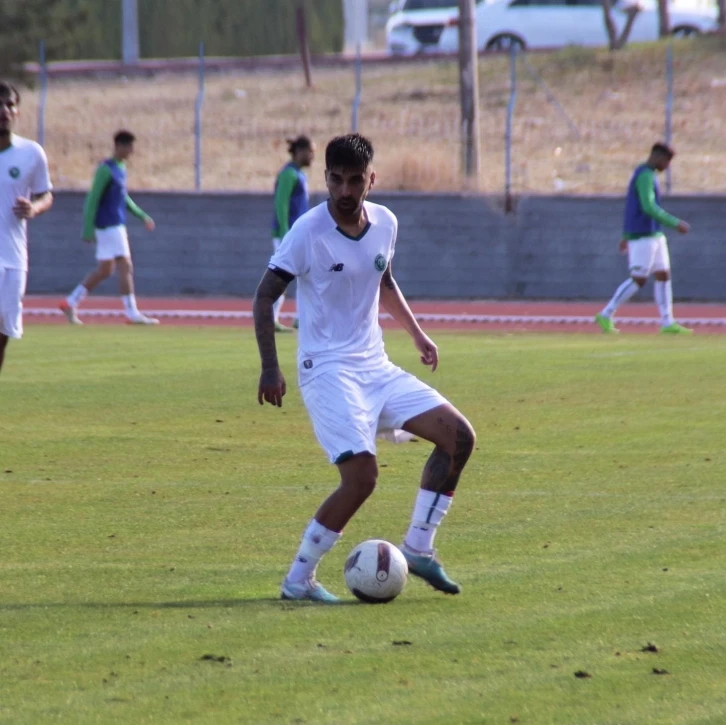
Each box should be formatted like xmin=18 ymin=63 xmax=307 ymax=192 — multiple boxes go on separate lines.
xmin=24 ymin=38 xmax=725 ymax=197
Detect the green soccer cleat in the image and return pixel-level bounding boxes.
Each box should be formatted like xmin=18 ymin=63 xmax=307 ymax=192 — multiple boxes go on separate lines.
xmin=400 ymin=545 xmax=461 ymax=595
xmin=274 ymin=321 xmax=294 ymax=333
xmin=280 ymin=578 xmax=340 ymax=603
xmin=594 ymin=313 xmax=619 ymax=334
xmin=661 ymin=323 xmax=693 ymax=335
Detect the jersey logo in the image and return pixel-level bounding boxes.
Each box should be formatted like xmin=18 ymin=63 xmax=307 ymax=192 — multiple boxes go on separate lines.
xmin=374 ymin=254 xmax=386 ymax=272
xmin=8 ymin=167 xmax=20 ymax=179
xmin=303 ymin=360 xmax=313 ymax=369
xmin=329 ymin=263 xmax=344 ymax=272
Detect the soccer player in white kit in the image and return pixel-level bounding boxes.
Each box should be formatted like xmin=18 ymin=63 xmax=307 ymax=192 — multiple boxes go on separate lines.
xmin=253 ymin=134 xmax=476 ymax=602
xmin=0 ymin=81 xmax=53 ymax=374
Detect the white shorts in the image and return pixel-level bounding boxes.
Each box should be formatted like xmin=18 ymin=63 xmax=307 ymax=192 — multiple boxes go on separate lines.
xmin=628 ymin=235 xmax=670 ymax=276
xmin=300 ymin=361 xmax=448 ymax=464
xmin=95 ymin=225 xmax=131 ymax=261
xmin=0 ymin=267 xmax=27 ymax=339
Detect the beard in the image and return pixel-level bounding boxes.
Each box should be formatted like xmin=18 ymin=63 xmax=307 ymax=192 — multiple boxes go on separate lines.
xmin=335 ymin=198 xmax=359 ymax=216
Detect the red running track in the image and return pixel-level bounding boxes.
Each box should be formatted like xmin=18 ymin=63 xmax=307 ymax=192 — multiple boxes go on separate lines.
xmin=23 ymin=296 xmax=726 ymax=334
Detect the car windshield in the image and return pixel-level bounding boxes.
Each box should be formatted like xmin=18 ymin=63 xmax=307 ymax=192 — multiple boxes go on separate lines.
xmin=403 ymin=0 xmax=456 ymax=9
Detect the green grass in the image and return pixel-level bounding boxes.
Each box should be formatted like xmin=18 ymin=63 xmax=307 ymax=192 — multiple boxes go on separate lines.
xmin=2 ymin=326 xmax=726 ymax=724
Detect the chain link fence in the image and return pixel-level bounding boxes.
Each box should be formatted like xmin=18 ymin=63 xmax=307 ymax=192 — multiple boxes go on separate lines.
xmin=19 ymin=35 xmax=726 ymax=196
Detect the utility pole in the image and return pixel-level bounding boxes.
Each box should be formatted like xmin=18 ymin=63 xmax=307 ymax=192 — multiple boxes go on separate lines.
xmin=458 ymin=0 xmax=480 ymax=182
xmin=122 ymin=0 xmax=140 ymax=65
xmin=296 ymin=0 xmax=313 ymax=88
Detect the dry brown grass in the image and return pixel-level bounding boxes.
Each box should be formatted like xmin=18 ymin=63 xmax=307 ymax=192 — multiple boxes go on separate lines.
xmin=15 ymin=37 xmax=726 ymax=194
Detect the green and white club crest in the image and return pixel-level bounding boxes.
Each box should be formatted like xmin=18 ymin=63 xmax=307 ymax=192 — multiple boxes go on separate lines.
xmin=374 ymin=254 xmax=386 ymax=272
xmin=9 ymin=167 xmax=20 ymax=179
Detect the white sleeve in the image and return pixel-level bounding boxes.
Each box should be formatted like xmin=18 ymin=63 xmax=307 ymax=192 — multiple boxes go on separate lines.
xmin=30 ymin=145 xmax=53 ymax=195
xmin=268 ymin=223 xmax=310 ymax=279
xmin=389 ymin=213 xmax=398 ymax=263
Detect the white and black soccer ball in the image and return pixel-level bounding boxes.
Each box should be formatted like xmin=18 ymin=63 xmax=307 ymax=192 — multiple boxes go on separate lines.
xmin=344 ymin=539 xmax=408 ymax=603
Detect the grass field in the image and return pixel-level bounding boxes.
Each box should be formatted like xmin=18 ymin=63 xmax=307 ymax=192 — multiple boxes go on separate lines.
xmin=16 ymin=37 xmax=726 ymax=195
xmin=2 ymin=326 xmax=726 ymax=724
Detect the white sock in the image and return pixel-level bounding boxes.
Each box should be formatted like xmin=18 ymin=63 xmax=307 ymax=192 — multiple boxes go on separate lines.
xmin=404 ymin=490 xmax=454 ymax=554
xmin=602 ymin=278 xmax=640 ymax=318
xmin=285 ymin=518 xmax=341 ymax=584
xmin=654 ymin=280 xmax=674 ymax=327
xmin=67 ymin=284 xmax=88 ymax=308
xmin=272 ymin=294 xmax=286 ymax=324
xmin=122 ymin=294 xmax=139 ymax=317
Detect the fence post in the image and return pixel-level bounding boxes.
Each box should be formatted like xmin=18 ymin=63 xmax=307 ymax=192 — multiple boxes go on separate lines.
xmin=195 ymin=41 xmax=205 ymax=192
xmin=505 ymin=45 xmax=517 ymax=213
xmin=665 ymin=44 xmax=674 ymax=194
xmin=351 ymin=43 xmax=362 ymax=132
xmin=37 ymin=40 xmax=48 ymax=148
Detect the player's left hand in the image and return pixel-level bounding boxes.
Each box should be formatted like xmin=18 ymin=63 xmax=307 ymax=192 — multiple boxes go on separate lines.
xmin=12 ymin=197 xmax=35 ymax=220
xmin=618 ymin=238 xmax=628 ymax=254
xmin=413 ymin=331 xmax=438 ymax=372
xmin=145 ymin=217 xmax=156 ymax=231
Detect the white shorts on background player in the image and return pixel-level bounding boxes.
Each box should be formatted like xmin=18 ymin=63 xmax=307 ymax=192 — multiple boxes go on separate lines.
xmin=95 ymin=225 xmax=131 ymax=261
xmin=268 ymin=200 xmax=447 ymax=463
xmin=628 ymin=235 xmax=670 ymax=276
xmin=301 ymin=360 xmax=447 ymax=463
xmin=0 ymin=267 xmax=26 ymax=338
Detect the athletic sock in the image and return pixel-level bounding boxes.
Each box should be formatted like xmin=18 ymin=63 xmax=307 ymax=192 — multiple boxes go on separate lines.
xmin=654 ymin=279 xmax=675 ymax=327
xmin=404 ymin=490 xmax=454 ymax=554
xmin=122 ymin=294 xmax=140 ymax=318
xmin=67 ymin=284 xmax=88 ymax=308
xmin=602 ymin=278 xmax=640 ymax=318
xmin=285 ymin=519 xmax=341 ymax=584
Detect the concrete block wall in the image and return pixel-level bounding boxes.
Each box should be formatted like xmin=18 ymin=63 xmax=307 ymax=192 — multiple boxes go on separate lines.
xmin=27 ymin=191 xmax=725 ymax=300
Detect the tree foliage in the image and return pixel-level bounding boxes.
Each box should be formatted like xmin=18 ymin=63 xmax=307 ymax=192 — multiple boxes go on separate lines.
xmin=0 ymin=0 xmax=88 ymax=80
xmin=0 ymin=0 xmax=343 ymax=68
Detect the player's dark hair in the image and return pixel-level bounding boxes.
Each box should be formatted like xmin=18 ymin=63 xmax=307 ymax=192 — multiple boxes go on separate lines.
xmin=325 ymin=133 xmax=374 ymax=171
xmin=287 ymin=135 xmax=312 ymax=155
xmin=114 ymin=130 xmax=136 ymax=146
xmin=651 ymin=142 xmax=675 ymax=159
xmin=0 ymin=81 xmax=20 ymax=105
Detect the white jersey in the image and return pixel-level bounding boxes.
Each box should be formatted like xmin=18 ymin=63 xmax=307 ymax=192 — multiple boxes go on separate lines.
xmin=269 ymin=200 xmax=397 ymax=383
xmin=0 ymin=134 xmax=53 ymax=270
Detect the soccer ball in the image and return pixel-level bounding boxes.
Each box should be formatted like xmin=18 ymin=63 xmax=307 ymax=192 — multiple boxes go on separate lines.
xmin=344 ymin=539 xmax=408 ymax=603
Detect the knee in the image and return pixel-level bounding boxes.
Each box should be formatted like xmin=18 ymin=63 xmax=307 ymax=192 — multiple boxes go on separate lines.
xmin=341 ymin=456 xmax=378 ymax=502
xmin=98 ymin=262 xmax=114 ymax=279
xmin=454 ymin=419 xmax=476 ymax=466
xmin=631 ymin=276 xmax=647 ymax=288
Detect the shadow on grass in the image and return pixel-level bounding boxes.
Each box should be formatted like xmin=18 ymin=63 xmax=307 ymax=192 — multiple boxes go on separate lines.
xmin=0 ymin=596 xmax=433 ymax=611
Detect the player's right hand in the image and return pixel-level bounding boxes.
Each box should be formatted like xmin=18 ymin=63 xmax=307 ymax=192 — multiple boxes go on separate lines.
xmin=676 ymin=221 xmax=690 ymax=234
xmin=618 ymin=239 xmax=628 ymax=254
xmin=258 ymin=368 xmax=287 ymax=407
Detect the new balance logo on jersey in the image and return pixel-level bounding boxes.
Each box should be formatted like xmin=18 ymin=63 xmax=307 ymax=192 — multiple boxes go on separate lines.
xmin=329 ymin=263 xmax=345 ymax=272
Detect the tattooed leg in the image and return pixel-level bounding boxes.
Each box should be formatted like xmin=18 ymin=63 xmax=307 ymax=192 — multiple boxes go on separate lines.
xmin=403 ymin=405 xmax=476 ymax=493
xmin=401 ymin=405 xmax=475 ymax=561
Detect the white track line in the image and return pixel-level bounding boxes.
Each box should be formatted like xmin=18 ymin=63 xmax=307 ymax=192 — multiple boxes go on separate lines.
xmin=25 ymin=308 xmax=726 ymax=327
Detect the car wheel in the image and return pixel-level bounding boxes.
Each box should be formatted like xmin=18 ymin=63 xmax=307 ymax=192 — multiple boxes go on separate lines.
xmin=485 ymin=34 xmax=526 ymax=52
xmin=671 ymin=25 xmax=700 ymax=38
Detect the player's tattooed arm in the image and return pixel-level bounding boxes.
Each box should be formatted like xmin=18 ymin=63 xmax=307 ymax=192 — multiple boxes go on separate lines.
xmin=379 ymin=261 xmax=439 ymax=371
xmin=253 ymin=269 xmax=289 ymax=370
xmin=253 ymin=269 xmax=290 ymax=407
xmin=380 ymin=264 xmax=397 ymax=292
